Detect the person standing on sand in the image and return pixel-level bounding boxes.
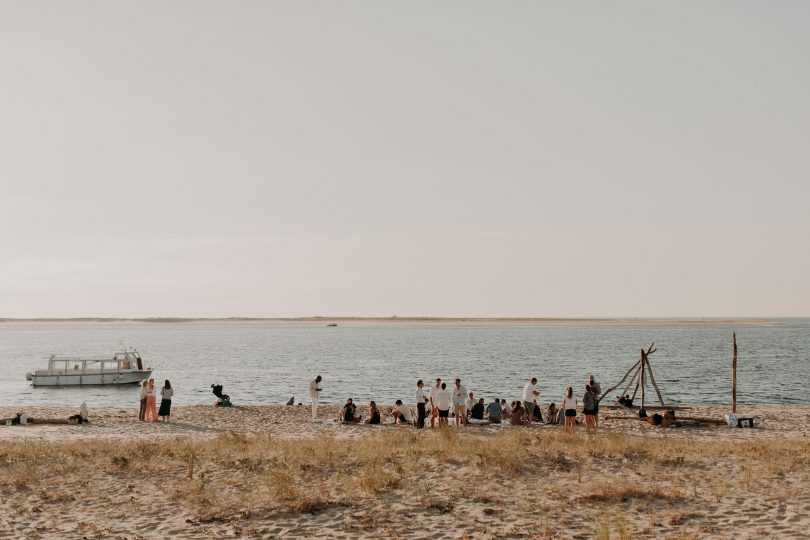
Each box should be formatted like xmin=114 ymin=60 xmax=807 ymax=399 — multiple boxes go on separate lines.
xmin=415 ymin=380 xmax=428 ymax=428
xmin=435 ymin=382 xmax=452 ymax=428
xmin=158 ymin=380 xmax=173 ymax=422
xmin=309 ymin=375 xmax=322 ymax=420
xmin=522 ymin=377 xmax=540 ymax=425
xmin=145 ymin=378 xmax=158 ymax=422
xmin=429 ymin=378 xmax=442 ymax=428
xmin=138 ymin=380 xmax=148 ymax=421
xmin=589 ymin=374 xmax=602 ymax=427
xmin=452 ymin=379 xmax=467 ymax=427
xmin=582 ymin=384 xmax=597 ymax=431
xmin=562 ymin=387 xmax=577 ymax=431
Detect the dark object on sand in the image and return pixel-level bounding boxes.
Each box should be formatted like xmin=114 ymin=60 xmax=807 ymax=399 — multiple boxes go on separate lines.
xmin=286 ymin=396 xmax=295 ymax=406
xmin=211 ymin=384 xmax=233 ymax=407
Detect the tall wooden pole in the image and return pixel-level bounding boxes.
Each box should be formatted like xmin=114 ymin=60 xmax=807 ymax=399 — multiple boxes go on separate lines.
xmin=640 ymin=349 xmax=646 ymax=410
xmin=732 ymin=332 xmax=737 ymax=413
xmin=644 ymin=357 xmax=665 ymax=407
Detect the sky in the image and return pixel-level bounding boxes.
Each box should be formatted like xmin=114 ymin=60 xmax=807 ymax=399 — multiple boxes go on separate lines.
xmin=1 ymin=2 xmax=808 ymax=318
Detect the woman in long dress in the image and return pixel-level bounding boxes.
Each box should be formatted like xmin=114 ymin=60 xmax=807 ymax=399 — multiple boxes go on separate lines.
xmin=158 ymin=380 xmax=173 ymax=422
xmin=145 ymin=378 xmax=158 ymax=422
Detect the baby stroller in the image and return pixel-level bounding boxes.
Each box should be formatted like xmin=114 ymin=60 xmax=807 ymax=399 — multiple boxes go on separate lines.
xmin=211 ymin=384 xmax=232 ymax=407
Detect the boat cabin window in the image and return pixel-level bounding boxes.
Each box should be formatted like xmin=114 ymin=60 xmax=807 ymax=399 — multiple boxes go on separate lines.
xmin=103 ymin=361 xmax=119 ymax=371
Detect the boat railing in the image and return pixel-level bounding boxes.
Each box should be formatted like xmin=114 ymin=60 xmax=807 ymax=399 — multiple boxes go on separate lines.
xmin=46 ymin=355 xmax=145 ymax=375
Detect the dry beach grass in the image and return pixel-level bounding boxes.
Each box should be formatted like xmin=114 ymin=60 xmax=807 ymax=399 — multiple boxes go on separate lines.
xmin=1 ymin=405 xmax=809 ymax=539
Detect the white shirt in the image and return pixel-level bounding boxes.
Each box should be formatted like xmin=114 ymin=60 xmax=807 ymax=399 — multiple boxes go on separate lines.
xmin=522 ymin=382 xmax=539 ymax=402
xmin=309 ymin=379 xmax=321 ymax=398
xmin=452 ymin=385 xmax=467 ymax=406
xmin=416 ymin=387 xmax=426 ymax=407
xmin=161 ymin=387 xmax=173 ymax=400
xmin=429 ymin=385 xmax=440 ymax=405
xmin=435 ymin=389 xmax=452 ymax=410
xmin=465 ymin=397 xmax=474 ymax=412
xmin=394 ymin=404 xmax=413 ymax=422
xmin=562 ymin=394 xmax=577 ymax=410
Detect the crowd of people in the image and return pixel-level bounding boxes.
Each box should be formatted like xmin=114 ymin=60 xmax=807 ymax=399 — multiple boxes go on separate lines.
xmin=309 ymin=374 xmax=605 ymax=430
xmin=137 ymin=378 xmax=173 ymax=422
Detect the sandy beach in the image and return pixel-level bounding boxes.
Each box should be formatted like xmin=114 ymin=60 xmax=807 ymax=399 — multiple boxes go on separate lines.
xmin=1 ymin=403 xmax=808 ymax=539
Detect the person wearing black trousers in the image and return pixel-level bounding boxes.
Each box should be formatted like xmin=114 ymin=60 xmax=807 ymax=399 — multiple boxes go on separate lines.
xmin=415 ymin=379 xmax=428 ymax=428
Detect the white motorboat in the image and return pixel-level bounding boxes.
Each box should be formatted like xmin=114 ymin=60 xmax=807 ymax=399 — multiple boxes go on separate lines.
xmin=25 ymin=349 xmax=152 ymax=387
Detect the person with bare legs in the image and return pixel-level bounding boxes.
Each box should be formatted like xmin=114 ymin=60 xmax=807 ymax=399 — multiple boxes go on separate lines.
xmin=435 ymin=383 xmax=452 ymax=428
xmin=562 ymin=387 xmax=577 ymax=431
xmin=582 ymin=384 xmax=597 ymax=431
xmin=522 ymin=377 xmax=540 ymax=425
xmin=429 ymin=378 xmax=442 ymax=428
xmin=452 ymin=378 xmax=468 ymax=427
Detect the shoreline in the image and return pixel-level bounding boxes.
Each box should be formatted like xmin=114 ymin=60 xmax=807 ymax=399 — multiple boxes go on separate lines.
xmin=0 ymin=317 xmax=788 ymax=327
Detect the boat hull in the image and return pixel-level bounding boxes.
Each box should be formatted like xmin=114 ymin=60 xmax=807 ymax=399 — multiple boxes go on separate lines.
xmin=31 ymin=370 xmax=152 ymax=387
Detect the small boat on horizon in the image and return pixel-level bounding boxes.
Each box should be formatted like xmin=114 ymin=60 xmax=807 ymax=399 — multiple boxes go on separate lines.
xmin=25 ymin=349 xmax=153 ymax=387
xmin=326 ymin=323 xmax=338 ymax=327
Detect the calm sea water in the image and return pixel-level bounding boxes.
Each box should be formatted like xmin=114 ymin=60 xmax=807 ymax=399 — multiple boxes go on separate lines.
xmin=1 ymin=321 xmax=808 ymax=408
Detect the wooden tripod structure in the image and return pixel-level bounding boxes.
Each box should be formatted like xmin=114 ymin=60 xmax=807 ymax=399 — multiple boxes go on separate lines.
xmin=599 ymin=342 xmax=666 ymax=409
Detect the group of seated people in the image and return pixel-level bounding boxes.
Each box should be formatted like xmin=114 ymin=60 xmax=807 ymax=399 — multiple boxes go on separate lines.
xmin=339 ymin=395 xmax=567 ymax=426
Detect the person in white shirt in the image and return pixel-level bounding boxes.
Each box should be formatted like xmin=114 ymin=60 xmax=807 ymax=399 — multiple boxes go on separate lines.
xmin=392 ymin=400 xmax=413 ymax=425
xmin=309 ymin=376 xmax=322 ymax=420
xmin=522 ymin=378 xmax=540 ymax=425
xmin=429 ymin=378 xmax=442 ymax=429
xmin=501 ymin=399 xmax=512 ymax=418
xmin=452 ymin=379 xmax=467 ymax=427
xmin=435 ymin=383 xmax=452 ymax=428
xmin=415 ymin=380 xmax=428 ymax=428
xmin=562 ymin=386 xmax=578 ymax=430
xmin=465 ymin=392 xmax=475 ymax=418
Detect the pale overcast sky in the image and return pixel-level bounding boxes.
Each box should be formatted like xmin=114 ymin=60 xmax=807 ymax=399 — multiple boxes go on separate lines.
xmin=1 ymin=2 xmax=808 ymax=318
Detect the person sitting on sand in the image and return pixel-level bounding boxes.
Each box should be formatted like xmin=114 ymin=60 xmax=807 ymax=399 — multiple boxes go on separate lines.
xmin=562 ymin=387 xmax=577 ymax=430
xmin=341 ymin=398 xmax=361 ymax=424
xmin=470 ymin=398 xmax=485 ymax=421
xmin=466 ymin=392 xmax=475 ymax=418
xmin=365 ymin=401 xmax=381 ymax=425
xmin=546 ymin=402 xmax=559 ymax=424
xmin=510 ymin=401 xmax=526 ymax=425
xmin=391 ymin=400 xmax=414 ymax=425
xmin=501 ymin=399 xmax=512 ymax=417
xmin=435 ymin=383 xmax=452 ymax=428
xmin=532 ymin=399 xmax=543 ymax=422
xmin=486 ymin=397 xmax=502 ymax=423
